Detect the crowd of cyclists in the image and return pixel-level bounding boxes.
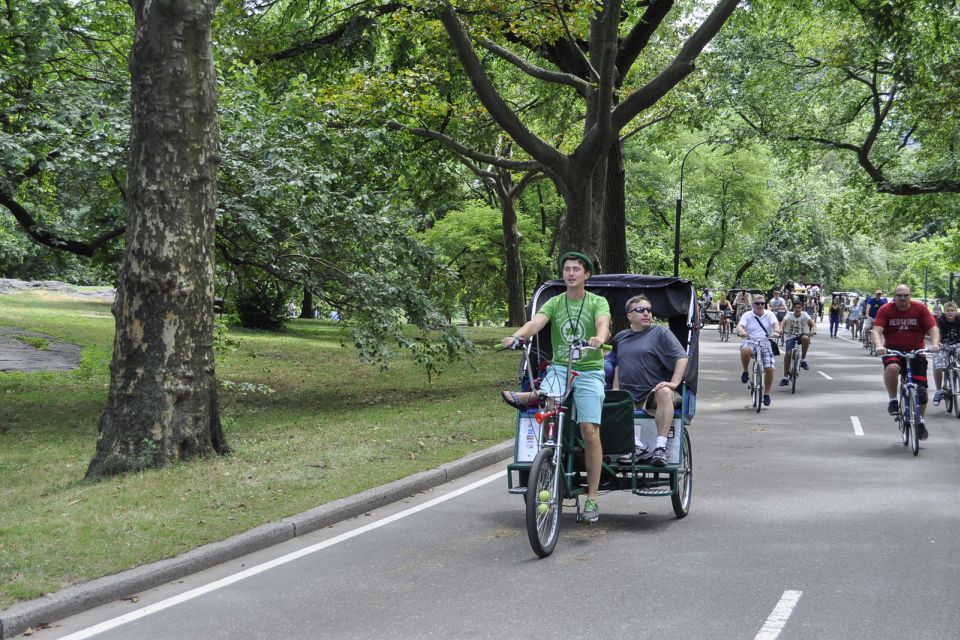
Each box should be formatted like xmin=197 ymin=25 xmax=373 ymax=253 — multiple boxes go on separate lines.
xmin=701 ymin=284 xmax=960 ymax=425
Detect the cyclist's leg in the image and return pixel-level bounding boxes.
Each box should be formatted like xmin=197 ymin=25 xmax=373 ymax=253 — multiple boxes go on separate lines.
xmin=739 ymin=343 xmax=753 ymax=375
xmin=571 ymin=371 xmax=605 ymax=498
xmin=782 ymin=337 xmax=795 ymax=377
xmin=760 ymin=344 xmax=776 ymax=397
xmin=914 ymin=357 xmax=930 ymax=419
xmin=800 ymin=335 xmax=811 ymax=359
xmin=882 ymin=356 xmax=902 ymax=407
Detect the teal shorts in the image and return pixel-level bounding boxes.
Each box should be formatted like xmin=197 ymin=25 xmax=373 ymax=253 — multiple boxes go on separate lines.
xmin=540 ymin=365 xmax=605 ymax=425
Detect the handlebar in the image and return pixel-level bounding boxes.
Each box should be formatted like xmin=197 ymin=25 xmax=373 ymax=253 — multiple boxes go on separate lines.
xmin=883 ymin=348 xmax=930 ymax=358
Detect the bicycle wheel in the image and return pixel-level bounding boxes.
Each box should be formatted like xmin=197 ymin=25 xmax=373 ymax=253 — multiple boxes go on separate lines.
xmin=753 ymin=360 xmax=764 ymax=412
xmin=945 ymin=372 xmax=955 ymax=415
xmin=791 ymin=353 xmax=799 ymax=395
xmin=907 ymin=387 xmax=919 ymax=456
xmin=952 ymin=369 xmax=960 ymax=419
xmin=896 ymin=386 xmax=909 ymax=446
xmin=525 ymin=446 xmax=562 ymax=558
xmin=671 ymin=428 xmax=693 ymax=518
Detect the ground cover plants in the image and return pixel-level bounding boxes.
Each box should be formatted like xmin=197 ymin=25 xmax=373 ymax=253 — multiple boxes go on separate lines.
xmin=0 ymin=291 xmax=518 ymax=608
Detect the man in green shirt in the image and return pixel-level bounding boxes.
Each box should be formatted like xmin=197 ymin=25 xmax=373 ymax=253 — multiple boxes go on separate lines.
xmin=500 ymin=252 xmax=611 ymax=523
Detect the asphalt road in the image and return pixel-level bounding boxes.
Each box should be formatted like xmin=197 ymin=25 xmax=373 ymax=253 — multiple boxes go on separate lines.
xmin=16 ymin=319 xmax=960 ymax=640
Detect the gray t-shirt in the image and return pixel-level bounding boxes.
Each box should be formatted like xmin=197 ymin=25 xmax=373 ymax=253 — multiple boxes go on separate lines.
xmin=612 ymin=326 xmax=687 ymax=402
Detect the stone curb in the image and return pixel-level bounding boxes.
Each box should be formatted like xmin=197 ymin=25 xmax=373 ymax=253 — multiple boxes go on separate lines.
xmin=0 ymin=440 xmax=513 ymax=639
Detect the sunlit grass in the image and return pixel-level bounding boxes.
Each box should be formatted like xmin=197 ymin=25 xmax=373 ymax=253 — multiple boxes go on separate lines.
xmin=0 ymin=291 xmax=519 ymax=608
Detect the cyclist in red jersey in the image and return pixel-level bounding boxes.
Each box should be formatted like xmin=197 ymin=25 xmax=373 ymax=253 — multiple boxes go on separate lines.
xmin=872 ymin=284 xmax=941 ymax=438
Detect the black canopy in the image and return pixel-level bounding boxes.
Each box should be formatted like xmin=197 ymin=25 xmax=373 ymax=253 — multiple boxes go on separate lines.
xmin=526 ymin=274 xmax=699 ymax=394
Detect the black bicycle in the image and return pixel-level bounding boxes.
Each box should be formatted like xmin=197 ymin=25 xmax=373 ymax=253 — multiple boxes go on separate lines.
xmin=939 ymin=345 xmax=960 ymax=418
xmin=886 ymin=349 xmax=929 ymax=456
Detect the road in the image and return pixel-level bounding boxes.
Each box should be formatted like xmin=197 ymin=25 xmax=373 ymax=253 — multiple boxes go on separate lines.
xmin=19 ymin=320 xmax=960 ymax=640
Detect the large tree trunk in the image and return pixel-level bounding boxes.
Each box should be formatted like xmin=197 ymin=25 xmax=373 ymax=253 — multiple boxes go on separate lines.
xmin=557 ymin=171 xmax=601 ymax=265
xmin=500 ymin=196 xmax=527 ymax=326
xmin=299 ymin=287 xmax=314 ymax=319
xmin=87 ymin=0 xmax=227 ymax=479
xmin=601 ymin=141 xmax=629 ymax=275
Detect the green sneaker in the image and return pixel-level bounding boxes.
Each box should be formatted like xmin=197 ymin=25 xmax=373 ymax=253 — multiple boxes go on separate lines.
xmin=581 ymin=498 xmax=599 ymax=524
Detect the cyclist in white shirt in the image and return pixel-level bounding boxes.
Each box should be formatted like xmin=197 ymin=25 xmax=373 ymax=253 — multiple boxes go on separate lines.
xmin=737 ymin=295 xmax=782 ymax=406
xmin=779 ymin=300 xmax=816 ymax=386
xmin=768 ymin=290 xmax=788 ymax=324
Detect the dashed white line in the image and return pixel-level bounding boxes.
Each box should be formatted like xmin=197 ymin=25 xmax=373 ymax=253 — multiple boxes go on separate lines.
xmin=851 ymin=416 xmax=864 ymax=435
xmin=55 ymin=471 xmax=506 ymax=640
xmin=817 ymin=371 xmax=833 ymax=380
xmin=755 ymin=589 xmax=803 ymax=639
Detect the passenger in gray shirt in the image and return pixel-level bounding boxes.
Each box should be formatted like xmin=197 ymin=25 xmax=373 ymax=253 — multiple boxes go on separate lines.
xmin=612 ymin=294 xmax=689 ymax=466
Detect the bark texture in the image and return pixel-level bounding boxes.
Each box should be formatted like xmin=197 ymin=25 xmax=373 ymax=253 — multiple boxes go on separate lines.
xmin=87 ymin=0 xmax=226 ymax=478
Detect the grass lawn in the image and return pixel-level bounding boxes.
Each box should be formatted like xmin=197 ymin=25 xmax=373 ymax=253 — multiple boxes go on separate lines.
xmin=0 ymin=291 xmax=519 ymax=609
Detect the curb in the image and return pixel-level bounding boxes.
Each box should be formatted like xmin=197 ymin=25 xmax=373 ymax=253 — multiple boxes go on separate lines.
xmin=0 ymin=440 xmax=513 ymax=639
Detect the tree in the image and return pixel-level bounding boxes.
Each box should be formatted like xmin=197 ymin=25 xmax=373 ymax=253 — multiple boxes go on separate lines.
xmin=431 ymin=0 xmax=741 ymax=269
xmin=0 ymin=0 xmax=130 ymax=259
xmin=87 ymin=0 xmax=227 ymax=478
xmin=720 ymin=0 xmax=960 ymax=195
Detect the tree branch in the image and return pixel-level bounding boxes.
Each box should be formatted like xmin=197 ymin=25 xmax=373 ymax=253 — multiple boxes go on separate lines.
xmin=437 ymin=3 xmax=568 ymax=177
xmin=478 ymin=38 xmax=591 ymax=94
xmin=616 ymin=0 xmax=674 ymax=77
xmin=386 ymin=120 xmax=542 ymax=171
xmin=612 ymin=0 xmax=741 ymax=132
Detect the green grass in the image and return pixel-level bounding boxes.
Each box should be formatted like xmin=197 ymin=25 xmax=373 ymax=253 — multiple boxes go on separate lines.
xmin=10 ymin=335 xmax=49 ymax=350
xmin=0 ymin=291 xmax=519 ymax=609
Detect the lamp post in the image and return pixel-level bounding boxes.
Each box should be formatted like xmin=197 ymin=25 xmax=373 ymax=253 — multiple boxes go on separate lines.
xmin=674 ymin=139 xmax=732 ymax=278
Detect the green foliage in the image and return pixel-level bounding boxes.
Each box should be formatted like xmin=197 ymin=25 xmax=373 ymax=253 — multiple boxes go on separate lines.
xmin=424 ymin=201 xmax=548 ymax=323
xmin=235 ymin=275 xmax=292 ymax=330
xmin=0 ymin=0 xmax=130 ymax=261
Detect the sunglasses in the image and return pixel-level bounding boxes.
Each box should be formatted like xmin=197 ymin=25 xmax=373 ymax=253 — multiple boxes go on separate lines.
xmin=628 ymin=306 xmax=653 ymax=314
xmin=753 ymin=301 xmax=766 ymax=306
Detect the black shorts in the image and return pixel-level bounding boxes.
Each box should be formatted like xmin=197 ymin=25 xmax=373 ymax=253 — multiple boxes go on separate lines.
xmin=882 ymin=354 xmax=929 ymax=397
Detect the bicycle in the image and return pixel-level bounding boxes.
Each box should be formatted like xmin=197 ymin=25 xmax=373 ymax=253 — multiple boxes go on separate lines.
xmin=785 ymin=329 xmax=805 ymax=395
xmin=885 ymin=349 xmax=929 ymax=456
xmin=862 ymin=320 xmax=876 ymax=355
xmin=521 ymin=339 xmax=605 ymax=557
xmin=939 ymin=346 xmax=960 ymax=418
xmin=744 ymin=337 xmax=766 ymax=412
xmin=719 ymin=310 xmax=732 ymax=342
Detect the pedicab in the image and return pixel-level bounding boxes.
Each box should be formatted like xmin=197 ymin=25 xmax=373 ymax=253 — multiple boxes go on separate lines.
xmin=504 ymin=274 xmax=699 ymax=558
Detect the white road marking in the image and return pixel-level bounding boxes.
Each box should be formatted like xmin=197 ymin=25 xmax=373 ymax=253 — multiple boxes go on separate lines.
xmin=851 ymin=416 xmax=864 ymax=435
xmin=56 ymin=470 xmax=506 ymax=640
xmin=755 ymin=589 xmax=803 ymax=639
xmin=817 ymin=371 xmax=833 ymax=380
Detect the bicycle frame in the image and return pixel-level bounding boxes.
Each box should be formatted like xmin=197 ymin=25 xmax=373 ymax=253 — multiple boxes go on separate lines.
xmin=886 ymin=349 xmax=928 ymax=455
xmin=940 ymin=346 xmax=960 ymax=418
xmin=744 ymin=337 xmax=766 ymax=412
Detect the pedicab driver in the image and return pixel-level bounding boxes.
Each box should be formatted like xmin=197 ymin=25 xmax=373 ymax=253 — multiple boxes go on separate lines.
xmin=500 ymin=252 xmax=611 ymax=523
xmin=737 ymin=295 xmax=782 ymax=407
xmin=872 ymin=284 xmax=940 ymax=439
xmin=611 ymin=295 xmax=688 ymax=467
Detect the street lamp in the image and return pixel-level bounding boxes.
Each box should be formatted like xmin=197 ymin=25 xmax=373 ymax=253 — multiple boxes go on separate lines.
xmin=674 ymin=140 xmax=732 ymax=278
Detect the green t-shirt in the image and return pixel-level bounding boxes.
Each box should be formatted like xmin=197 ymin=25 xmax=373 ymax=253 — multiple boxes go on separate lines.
xmin=538 ymin=290 xmax=610 ymax=371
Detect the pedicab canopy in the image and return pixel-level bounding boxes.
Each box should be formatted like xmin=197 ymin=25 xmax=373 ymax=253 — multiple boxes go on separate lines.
xmin=526 ymin=274 xmax=699 ymax=396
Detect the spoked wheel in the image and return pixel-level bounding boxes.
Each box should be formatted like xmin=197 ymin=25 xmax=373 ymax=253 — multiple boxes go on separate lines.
xmin=952 ymin=370 xmax=960 ymax=419
xmin=753 ymin=362 xmax=764 ymax=412
xmin=906 ymin=388 xmax=920 ymax=456
xmin=896 ymin=392 xmax=909 ymax=447
xmin=671 ymin=429 xmax=693 ymax=518
xmin=525 ymin=446 xmax=562 ymax=558
xmin=791 ymin=357 xmax=799 ymax=395
xmin=944 ymin=375 xmax=955 ymax=415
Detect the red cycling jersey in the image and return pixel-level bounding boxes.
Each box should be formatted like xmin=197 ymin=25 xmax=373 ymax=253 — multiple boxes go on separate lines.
xmin=873 ymin=300 xmax=936 ymax=351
